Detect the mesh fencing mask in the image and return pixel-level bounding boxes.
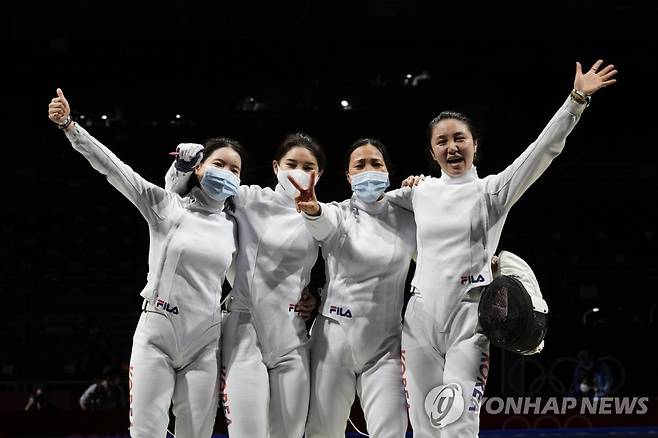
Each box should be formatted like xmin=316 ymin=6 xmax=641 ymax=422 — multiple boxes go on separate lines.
xmin=478 ymin=251 xmax=547 ymax=355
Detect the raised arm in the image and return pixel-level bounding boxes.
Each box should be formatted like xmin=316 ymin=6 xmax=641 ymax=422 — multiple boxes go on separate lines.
xmin=164 ymin=142 xmax=203 ymax=194
xmin=484 ymin=59 xmax=617 ymax=210
xmin=48 ymin=88 xmax=174 ymax=223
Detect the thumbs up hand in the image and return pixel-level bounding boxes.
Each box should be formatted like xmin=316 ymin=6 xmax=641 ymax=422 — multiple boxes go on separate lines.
xmin=48 ymin=88 xmax=71 ymax=125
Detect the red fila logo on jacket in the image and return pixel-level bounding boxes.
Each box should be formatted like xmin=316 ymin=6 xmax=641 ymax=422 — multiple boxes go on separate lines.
xmin=156 ymin=298 xmax=179 ymax=315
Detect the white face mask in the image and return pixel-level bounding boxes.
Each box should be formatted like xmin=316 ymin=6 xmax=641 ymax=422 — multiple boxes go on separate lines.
xmin=276 ymin=168 xmax=312 ymax=198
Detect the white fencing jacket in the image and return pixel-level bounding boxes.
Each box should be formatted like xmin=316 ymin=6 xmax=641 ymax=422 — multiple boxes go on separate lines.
xmin=165 ymin=165 xmax=320 ymax=362
xmin=388 ymin=96 xmax=587 ymax=332
xmin=304 ymin=194 xmax=416 ymax=365
xmin=65 ymin=124 xmax=237 ymax=347
xmin=230 ymin=184 xmax=320 ymax=361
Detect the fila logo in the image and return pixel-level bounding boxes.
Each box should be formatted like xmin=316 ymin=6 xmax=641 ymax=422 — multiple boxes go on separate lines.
xmin=288 ymin=304 xmax=300 ymax=312
xmin=329 ymin=305 xmax=352 ymax=318
xmin=460 ymin=274 xmax=485 ymax=285
xmin=156 ymin=298 xmax=179 ymax=315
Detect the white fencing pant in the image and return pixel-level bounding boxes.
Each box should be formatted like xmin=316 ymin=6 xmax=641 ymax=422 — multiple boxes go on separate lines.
xmin=402 ymin=294 xmax=490 ymax=438
xmin=129 ymin=311 xmax=221 ymax=438
xmin=306 ymin=315 xmax=408 ymax=438
xmin=221 ymin=310 xmax=310 ymax=438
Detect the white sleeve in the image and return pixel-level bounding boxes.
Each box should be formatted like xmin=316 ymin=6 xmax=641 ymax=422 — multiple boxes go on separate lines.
xmin=164 ymin=161 xmax=193 ymax=195
xmin=385 ymin=186 xmax=414 ymax=211
xmin=483 ymin=95 xmax=586 ymax=211
xmin=65 ymin=123 xmax=175 ymax=223
xmin=302 ymin=202 xmax=341 ymax=242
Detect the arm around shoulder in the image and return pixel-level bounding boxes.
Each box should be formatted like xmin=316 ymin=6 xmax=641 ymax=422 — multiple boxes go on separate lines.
xmin=386 ymin=186 xmax=414 ymax=212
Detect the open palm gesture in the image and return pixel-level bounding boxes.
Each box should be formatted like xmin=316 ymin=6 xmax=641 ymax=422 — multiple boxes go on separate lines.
xmin=575 ymin=59 xmax=617 ymax=96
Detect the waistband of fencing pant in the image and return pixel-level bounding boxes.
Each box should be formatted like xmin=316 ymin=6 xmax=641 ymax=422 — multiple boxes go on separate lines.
xmin=409 ymin=285 xmax=484 ymax=301
xmin=142 ymin=299 xmax=166 ymax=315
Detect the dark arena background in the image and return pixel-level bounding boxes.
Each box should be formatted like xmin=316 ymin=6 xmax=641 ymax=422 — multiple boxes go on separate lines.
xmin=5 ymin=0 xmax=658 ymax=437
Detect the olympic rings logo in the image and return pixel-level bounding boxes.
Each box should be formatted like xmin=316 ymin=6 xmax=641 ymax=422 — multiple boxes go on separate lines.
xmin=504 ymin=355 xmax=626 ymax=396
xmin=501 ymin=414 xmax=594 ymax=430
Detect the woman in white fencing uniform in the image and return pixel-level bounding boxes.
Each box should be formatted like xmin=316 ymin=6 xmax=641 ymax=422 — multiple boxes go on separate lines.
xmin=48 ymin=88 xmax=245 ymax=438
xmin=165 ymin=133 xmax=324 ymax=438
xmin=387 ymin=60 xmax=617 ymax=437
xmin=290 ymin=138 xmax=416 ymax=438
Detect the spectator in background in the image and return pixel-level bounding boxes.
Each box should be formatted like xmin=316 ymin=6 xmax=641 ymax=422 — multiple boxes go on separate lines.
xmin=79 ymin=365 xmax=126 ymax=410
xmin=78 ymin=316 xmax=119 ymax=380
xmin=570 ymin=349 xmax=613 ymax=399
xmin=25 ymin=385 xmax=56 ymax=411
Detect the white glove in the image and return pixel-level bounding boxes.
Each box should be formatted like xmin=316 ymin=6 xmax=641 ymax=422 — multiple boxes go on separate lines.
xmin=174 ymin=143 xmax=204 ymax=172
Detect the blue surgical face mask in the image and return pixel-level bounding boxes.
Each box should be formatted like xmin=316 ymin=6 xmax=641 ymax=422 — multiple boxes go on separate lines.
xmin=350 ymin=171 xmax=390 ymax=203
xmin=200 ymin=167 xmax=240 ymax=201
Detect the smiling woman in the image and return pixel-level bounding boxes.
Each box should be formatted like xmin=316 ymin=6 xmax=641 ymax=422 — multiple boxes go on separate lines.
xmin=388 ymin=59 xmax=618 ymax=437
xmin=428 ymin=111 xmax=479 ymax=176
